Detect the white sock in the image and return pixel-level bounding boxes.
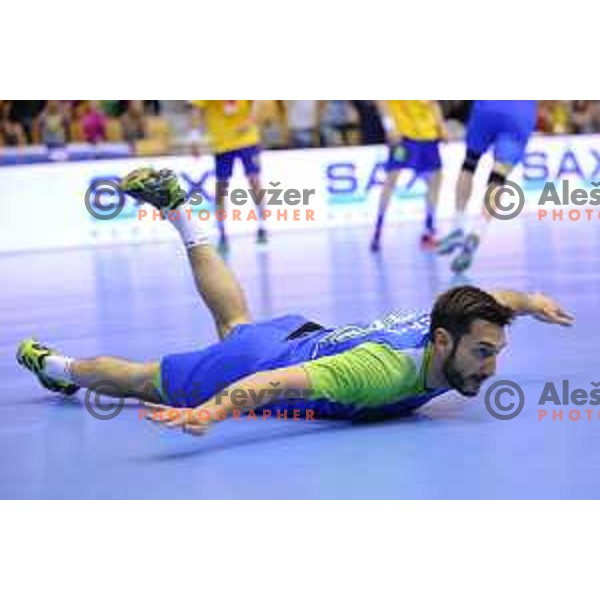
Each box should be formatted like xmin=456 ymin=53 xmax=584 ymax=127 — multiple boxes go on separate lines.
xmin=167 ymin=209 xmax=211 ymax=249
xmin=453 ymin=211 xmax=467 ymax=232
xmin=473 ymin=216 xmax=491 ymax=241
xmin=44 ymin=355 xmax=75 ymax=382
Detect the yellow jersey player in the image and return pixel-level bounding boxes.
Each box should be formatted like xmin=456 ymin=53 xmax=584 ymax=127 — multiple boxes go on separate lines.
xmin=371 ymin=100 xmax=448 ymax=252
xmin=192 ymin=100 xmax=267 ymax=251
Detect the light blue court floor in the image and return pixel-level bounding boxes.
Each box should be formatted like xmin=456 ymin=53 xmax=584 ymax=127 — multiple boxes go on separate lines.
xmin=1 ymin=215 xmax=599 ymax=499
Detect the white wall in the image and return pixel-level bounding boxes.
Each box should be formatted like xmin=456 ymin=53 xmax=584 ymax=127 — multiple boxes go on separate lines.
xmin=1 ymin=135 xmax=599 ymax=253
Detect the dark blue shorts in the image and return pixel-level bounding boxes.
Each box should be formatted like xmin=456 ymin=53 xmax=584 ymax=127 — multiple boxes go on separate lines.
xmin=466 ymin=101 xmax=536 ymax=166
xmin=158 ymin=315 xmax=324 ymax=408
xmin=385 ymin=138 xmax=442 ymax=173
xmin=215 ymin=145 xmax=261 ymax=181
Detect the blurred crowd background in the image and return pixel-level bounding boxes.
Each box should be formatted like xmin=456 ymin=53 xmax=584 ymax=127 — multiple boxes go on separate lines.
xmin=1 ymin=100 xmax=599 ymax=156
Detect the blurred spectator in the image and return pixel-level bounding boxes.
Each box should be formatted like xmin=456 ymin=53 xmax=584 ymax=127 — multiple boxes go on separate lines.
xmin=571 ymin=101 xmax=593 ymax=133
xmin=285 ymin=101 xmax=324 ymax=148
xmin=320 ymin=101 xmax=359 ymax=146
xmin=35 ymin=101 xmax=69 ymax=148
xmin=100 ymin=101 xmax=126 ymax=118
xmin=121 ymin=100 xmax=147 ymax=144
xmin=0 ymin=101 xmax=27 ymax=146
xmin=350 ymin=101 xmax=385 ymax=145
xmin=537 ymin=101 xmax=570 ymax=134
xmin=79 ymin=101 xmax=107 ymax=143
xmin=5 ymin=99 xmax=600 ymax=156
xmin=570 ymin=101 xmax=600 ymax=134
xmin=144 ymin=101 xmax=161 ymax=115
xmin=8 ymin=100 xmax=44 ymax=142
xmin=256 ymin=100 xmax=288 ymax=149
xmin=588 ymin=102 xmax=600 ymax=132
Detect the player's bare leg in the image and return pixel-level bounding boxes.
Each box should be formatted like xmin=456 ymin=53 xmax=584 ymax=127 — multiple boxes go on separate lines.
xmin=437 ymin=167 xmax=473 ymax=256
xmin=215 ymin=179 xmax=229 ymax=252
xmin=124 ymin=168 xmax=252 ymax=339
xmin=371 ymin=169 xmax=401 ymax=252
xmin=451 ymin=162 xmax=513 ymax=273
xmin=421 ymin=169 xmax=442 ymax=249
xmin=248 ymin=173 xmax=268 ymax=245
xmin=71 ymin=357 xmax=160 ymax=401
xmin=186 ymin=244 xmax=252 ymax=339
xmin=182 ymin=179 xmax=252 ymax=338
xmin=17 ymin=168 xmax=251 ymax=405
xmin=17 ymin=339 xmax=162 ymax=403
xmin=456 ymin=167 xmax=474 ymax=214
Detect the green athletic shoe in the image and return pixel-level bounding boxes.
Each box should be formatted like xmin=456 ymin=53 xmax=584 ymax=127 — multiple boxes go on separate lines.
xmin=16 ymin=339 xmax=80 ymax=396
xmin=436 ymin=228 xmax=464 ymax=255
xmin=121 ymin=168 xmax=187 ymax=211
xmin=451 ymin=233 xmax=480 ymax=273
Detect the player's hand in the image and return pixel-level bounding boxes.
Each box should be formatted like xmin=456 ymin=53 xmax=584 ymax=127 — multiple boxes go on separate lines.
xmin=527 ymin=292 xmax=575 ymax=327
xmin=143 ymin=403 xmax=213 ymax=436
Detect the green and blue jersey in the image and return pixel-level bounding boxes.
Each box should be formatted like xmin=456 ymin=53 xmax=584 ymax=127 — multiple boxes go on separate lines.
xmin=159 ymin=312 xmax=448 ymax=420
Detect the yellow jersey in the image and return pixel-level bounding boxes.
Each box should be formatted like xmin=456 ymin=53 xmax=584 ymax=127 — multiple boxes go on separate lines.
xmin=386 ymin=100 xmax=442 ymax=141
xmin=192 ymin=100 xmax=260 ymax=154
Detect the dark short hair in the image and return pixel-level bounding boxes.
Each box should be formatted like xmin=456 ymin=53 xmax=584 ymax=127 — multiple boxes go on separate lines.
xmin=429 ymin=286 xmax=515 ymax=342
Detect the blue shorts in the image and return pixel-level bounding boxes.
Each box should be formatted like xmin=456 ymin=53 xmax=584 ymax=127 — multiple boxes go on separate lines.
xmin=385 ymin=138 xmax=442 ymax=173
xmin=215 ymin=145 xmax=261 ymax=181
xmin=466 ymin=100 xmax=537 ymax=166
xmin=158 ymin=315 xmax=325 ymax=408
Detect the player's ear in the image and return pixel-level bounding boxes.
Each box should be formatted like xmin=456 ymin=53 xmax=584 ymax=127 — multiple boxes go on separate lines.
xmin=432 ymin=327 xmax=454 ymax=355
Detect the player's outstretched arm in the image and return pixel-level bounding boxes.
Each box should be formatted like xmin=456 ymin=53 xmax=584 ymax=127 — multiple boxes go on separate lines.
xmin=491 ymin=290 xmax=575 ymax=327
xmin=145 ymin=342 xmax=420 ymax=436
xmin=144 ymin=366 xmax=311 ymax=436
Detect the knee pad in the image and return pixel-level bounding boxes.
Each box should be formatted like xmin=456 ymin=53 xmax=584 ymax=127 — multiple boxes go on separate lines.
xmin=488 ymin=170 xmax=507 ymax=186
xmin=461 ymin=150 xmax=481 ymax=173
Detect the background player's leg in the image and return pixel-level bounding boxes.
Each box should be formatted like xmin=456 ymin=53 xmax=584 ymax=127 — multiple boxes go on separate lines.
xmin=214 ymin=149 xmax=235 ymax=252
xmin=455 ymin=168 xmax=474 ymax=214
xmin=421 ymin=169 xmax=442 ymax=248
xmin=248 ymin=173 xmax=268 ymax=244
xmin=216 ymin=179 xmax=229 ymax=251
xmin=481 ymin=162 xmax=513 ymax=219
xmin=438 ymin=102 xmax=494 ymax=256
xmin=371 ymin=169 xmax=400 ymax=252
xmin=418 ymin=141 xmax=443 ymax=248
xmin=451 ymin=161 xmax=514 ymax=273
xmin=243 ymin=146 xmax=267 ymax=244
xmin=437 ymin=165 xmax=476 ymax=255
